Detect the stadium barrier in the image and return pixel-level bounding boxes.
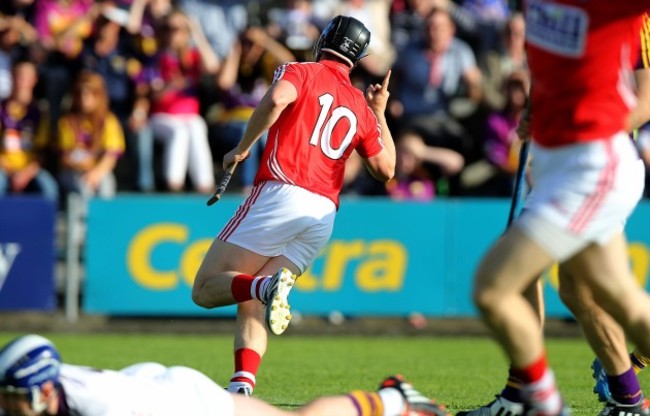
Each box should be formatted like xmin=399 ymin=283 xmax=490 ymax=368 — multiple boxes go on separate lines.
xmin=0 ymin=197 xmax=56 ymax=311
xmin=81 ymin=195 xmax=650 ymax=319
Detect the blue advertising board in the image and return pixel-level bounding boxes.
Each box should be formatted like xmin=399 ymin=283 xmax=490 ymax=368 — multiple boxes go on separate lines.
xmin=85 ymin=196 xmax=650 ymax=317
xmin=0 ymin=197 xmax=56 ymax=310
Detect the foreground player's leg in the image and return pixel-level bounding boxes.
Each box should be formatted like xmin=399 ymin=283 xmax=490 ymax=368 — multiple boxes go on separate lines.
xmin=558 ymin=264 xmax=639 ymax=407
xmin=561 ymin=234 xmax=650 ymax=415
xmin=592 ymin=348 xmax=650 ymax=402
xmin=473 ymin=226 xmax=567 ymax=415
xmin=457 ymin=280 xmax=544 ymax=416
xmin=232 ymin=375 xmax=450 ymax=416
xmin=193 ymin=240 xmax=299 ymax=395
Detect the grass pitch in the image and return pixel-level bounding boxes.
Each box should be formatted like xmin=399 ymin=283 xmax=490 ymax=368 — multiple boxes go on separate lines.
xmin=0 ymin=332 xmax=638 ymax=415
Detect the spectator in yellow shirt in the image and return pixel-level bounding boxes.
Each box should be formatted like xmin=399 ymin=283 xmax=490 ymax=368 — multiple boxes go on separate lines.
xmin=57 ymin=70 xmax=124 ymax=200
xmin=0 ymin=60 xmax=58 ymax=204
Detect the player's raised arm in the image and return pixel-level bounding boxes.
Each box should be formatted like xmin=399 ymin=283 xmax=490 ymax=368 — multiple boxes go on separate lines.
xmin=362 ymin=70 xmax=396 ymax=182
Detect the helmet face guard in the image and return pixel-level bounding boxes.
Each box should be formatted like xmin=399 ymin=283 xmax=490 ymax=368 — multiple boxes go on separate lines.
xmin=0 ymin=335 xmax=61 ymax=414
xmin=313 ymin=15 xmax=371 ymax=68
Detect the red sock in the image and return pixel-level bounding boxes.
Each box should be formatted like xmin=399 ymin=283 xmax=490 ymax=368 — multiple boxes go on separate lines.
xmin=230 ymin=348 xmax=261 ymax=388
xmin=231 ymin=274 xmax=256 ymax=302
xmin=512 ymin=354 xmax=548 ymax=384
xmin=231 ymin=274 xmax=271 ymax=302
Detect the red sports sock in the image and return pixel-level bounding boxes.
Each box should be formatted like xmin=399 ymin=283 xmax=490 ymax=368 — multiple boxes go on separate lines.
xmin=512 ymin=354 xmax=548 ymax=384
xmin=231 ymin=274 xmax=256 ymax=302
xmin=231 ymin=274 xmax=271 ymax=302
xmin=230 ymin=348 xmax=261 ymax=388
xmin=512 ymin=353 xmax=548 ymax=384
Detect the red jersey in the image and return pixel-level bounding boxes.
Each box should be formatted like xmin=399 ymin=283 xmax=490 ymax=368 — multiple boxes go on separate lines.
xmin=255 ymin=60 xmax=384 ymax=207
xmin=525 ymin=0 xmax=646 ymax=147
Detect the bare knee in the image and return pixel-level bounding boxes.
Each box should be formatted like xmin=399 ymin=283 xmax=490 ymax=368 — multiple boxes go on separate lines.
xmin=191 ymin=269 xmax=225 ymax=309
xmin=473 ymin=271 xmax=500 ymax=314
xmin=191 ymin=278 xmax=210 ymax=308
xmin=473 ymin=287 xmax=500 ymax=315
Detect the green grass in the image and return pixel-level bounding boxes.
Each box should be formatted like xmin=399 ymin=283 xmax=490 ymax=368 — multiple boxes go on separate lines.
xmin=0 ymin=332 xmax=640 ymax=415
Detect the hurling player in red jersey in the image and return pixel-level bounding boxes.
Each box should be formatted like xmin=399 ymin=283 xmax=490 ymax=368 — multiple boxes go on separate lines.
xmin=190 ymin=16 xmax=396 ymax=396
xmin=459 ymin=10 xmax=650 ymax=416
xmin=472 ymin=2 xmax=650 ymax=415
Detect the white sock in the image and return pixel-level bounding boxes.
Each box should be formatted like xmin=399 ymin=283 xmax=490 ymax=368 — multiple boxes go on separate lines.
xmin=524 ymin=370 xmax=562 ymax=415
xmin=379 ymin=388 xmax=407 ymax=416
xmin=250 ymin=276 xmax=271 ymax=301
xmin=227 ymin=380 xmax=253 ymax=393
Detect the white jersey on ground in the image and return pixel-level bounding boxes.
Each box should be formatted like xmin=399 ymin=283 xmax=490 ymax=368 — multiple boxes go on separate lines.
xmin=58 ymin=362 xmax=234 ymax=416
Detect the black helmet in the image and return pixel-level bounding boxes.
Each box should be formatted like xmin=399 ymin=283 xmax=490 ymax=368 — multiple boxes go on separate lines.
xmin=313 ymin=15 xmax=371 ymax=67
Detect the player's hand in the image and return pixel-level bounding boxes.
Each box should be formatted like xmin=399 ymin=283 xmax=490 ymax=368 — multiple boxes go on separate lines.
xmin=365 ymin=70 xmax=391 ymax=115
xmin=223 ymin=147 xmax=250 ymax=170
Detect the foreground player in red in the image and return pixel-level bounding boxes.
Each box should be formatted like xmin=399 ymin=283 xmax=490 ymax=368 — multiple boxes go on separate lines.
xmin=472 ymin=2 xmax=650 ymax=415
xmin=191 ymin=16 xmax=396 ymax=395
xmin=459 ymin=9 xmax=650 ymax=416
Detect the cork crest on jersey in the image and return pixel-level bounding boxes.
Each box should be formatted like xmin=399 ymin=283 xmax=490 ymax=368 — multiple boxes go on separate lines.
xmin=526 ymin=0 xmax=589 ymax=58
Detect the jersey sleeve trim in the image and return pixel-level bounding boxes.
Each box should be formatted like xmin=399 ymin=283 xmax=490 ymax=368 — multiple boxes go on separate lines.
xmin=641 ymin=13 xmax=650 ymax=69
xmin=273 ymin=62 xmax=303 ymax=96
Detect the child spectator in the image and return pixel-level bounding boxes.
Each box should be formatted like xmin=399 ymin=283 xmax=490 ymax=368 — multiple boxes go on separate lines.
xmin=392 ymin=129 xmax=465 ymax=197
xmin=0 ymin=61 xmax=58 ymax=203
xmin=57 ymin=70 xmax=124 ymax=199
xmin=386 ymin=134 xmax=436 ymax=201
xmin=149 ymin=9 xmax=218 ymax=193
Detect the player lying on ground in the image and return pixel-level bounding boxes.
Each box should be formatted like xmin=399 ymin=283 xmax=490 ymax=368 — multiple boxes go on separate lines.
xmin=191 ymin=15 xmax=396 ymax=396
xmin=0 ymin=334 xmax=448 ymax=416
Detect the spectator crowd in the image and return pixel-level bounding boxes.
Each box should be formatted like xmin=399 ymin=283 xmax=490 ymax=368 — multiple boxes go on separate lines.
xmin=6 ymin=0 xmax=640 ymax=210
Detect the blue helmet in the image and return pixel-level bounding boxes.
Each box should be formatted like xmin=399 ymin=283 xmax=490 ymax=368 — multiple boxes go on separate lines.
xmin=0 ymin=335 xmax=61 ymax=412
xmin=313 ymin=15 xmax=371 ymax=68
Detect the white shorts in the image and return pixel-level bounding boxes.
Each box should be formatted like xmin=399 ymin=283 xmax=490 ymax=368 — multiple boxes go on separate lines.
xmin=517 ymin=132 xmax=645 ymax=262
xmin=218 ymin=181 xmax=337 ymax=273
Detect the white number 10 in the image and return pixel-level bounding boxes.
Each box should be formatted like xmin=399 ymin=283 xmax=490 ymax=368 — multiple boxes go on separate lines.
xmin=309 ymin=93 xmax=357 ymax=160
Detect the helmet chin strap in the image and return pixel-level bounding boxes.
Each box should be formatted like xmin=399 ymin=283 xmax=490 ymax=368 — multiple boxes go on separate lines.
xmin=30 ymin=386 xmax=48 ymax=414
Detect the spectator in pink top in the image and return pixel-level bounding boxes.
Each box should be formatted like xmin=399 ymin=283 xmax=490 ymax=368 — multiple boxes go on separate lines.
xmin=149 ymin=8 xmax=219 ymax=193
xmin=33 ymin=0 xmax=94 ymax=55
